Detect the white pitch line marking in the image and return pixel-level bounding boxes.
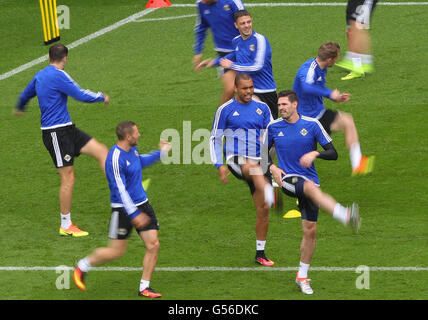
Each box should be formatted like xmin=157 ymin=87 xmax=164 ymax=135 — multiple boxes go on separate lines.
xmin=0 ymin=266 xmax=427 ymax=272
xmin=134 ymin=13 xmax=197 ymax=22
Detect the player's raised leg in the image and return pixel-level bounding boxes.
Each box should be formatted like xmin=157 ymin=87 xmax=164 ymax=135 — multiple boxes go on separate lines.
xmin=303 ymin=180 xmax=361 ymax=232
xmin=79 ymin=138 xmax=109 ymax=173
xmin=329 ymin=112 xmax=375 ymax=176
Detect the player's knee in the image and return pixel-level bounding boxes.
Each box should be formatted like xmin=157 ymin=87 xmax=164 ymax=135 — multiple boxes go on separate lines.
xmin=332 ymin=112 xmax=354 ymax=131
xmin=111 ymin=247 xmax=125 ymax=259
xmin=60 ymin=168 xmax=75 ymax=186
xmin=342 ymin=112 xmax=354 ymax=124
xmin=113 ymin=247 xmax=125 ymax=259
xmin=147 ymin=239 xmax=160 ymax=253
xmin=303 ymin=223 xmax=317 ymax=240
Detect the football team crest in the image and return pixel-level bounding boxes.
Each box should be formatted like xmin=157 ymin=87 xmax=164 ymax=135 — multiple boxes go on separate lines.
xmin=249 ymin=44 xmax=255 ymax=51
xmin=256 ymin=108 xmax=263 ymax=115
xmin=223 ymin=4 xmax=230 ymax=11
xmin=300 ymin=128 xmax=308 ymax=136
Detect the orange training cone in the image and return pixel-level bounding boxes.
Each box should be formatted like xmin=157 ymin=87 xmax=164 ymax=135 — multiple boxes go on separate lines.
xmin=145 ymin=0 xmax=171 ymax=8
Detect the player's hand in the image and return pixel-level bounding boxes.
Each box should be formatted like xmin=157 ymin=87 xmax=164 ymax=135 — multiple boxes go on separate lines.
xmin=12 ymin=109 xmax=25 ymax=117
xmin=299 ymin=151 xmax=318 ymax=168
xmin=339 ymin=93 xmax=351 ymax=102
xmin=130 ymin=211 xmax=150 ymax=230
xmin=330 ymin=89 xmax=341 ymax=101
xmin=219 ymin=59 xmax=233 ymax=69
xmin=158 ymin=140 xmax=171 ymax=155
xmin=270 ymin=164 xmax=285 ymax=186
xmin=218 ymin=165 xmax=230 ymax=184
xmin=330 ymin=89 xmax=350 ymax=103
xmin=103 ymin=94 xmax=110 ymax=105
xmin=196 ymin=59 xmax=212 ymax=71
xmin=192 ymin=54 xmax=202 ymax=71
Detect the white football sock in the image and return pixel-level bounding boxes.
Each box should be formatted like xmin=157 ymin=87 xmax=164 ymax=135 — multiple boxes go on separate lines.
xmin=360 ymin=53 xmax=373 ymax=64
xmin=350 ymin=142 xmax=362 ymax=171
xmin=333 ymin=203 xmax=349 ymax=225
xmin=140 ymin=279 xmax=150 ymax=292
xmin=264 ymin=184 xmax=274 ymax=207
xmin=77 ymin=257 xmax=92 ymax=273
xmin=297 ymin=261 xmax=310 ymax=279
xmin=345 ymin=51 xmax=360 ymax=61
xmin=256 ymin=240 xmax=266 ymax=251
xmin=351 ymin=57 xmax=363 ymax=70
xmin=60 ymin=212 xmax=72 ymax=229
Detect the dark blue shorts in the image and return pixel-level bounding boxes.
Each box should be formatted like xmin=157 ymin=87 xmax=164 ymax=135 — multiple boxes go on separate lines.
xmin=281 ymin=176 xmax=319 ymax=222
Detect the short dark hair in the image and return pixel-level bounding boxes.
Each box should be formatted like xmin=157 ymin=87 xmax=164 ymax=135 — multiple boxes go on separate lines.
xmin=278 ymin=90 xmax=299 ymax=104
xmin=234 ymin=9 xmax=251 ymax=22
xmin=116 ymin=121 xmax=136 ymax=140
xmin=234 ymin=72 xmax=252 ymax=87
xmin=317 ymin=42 xmax=340 ymax=61
xmin=49 ymin=43 xmax=68 ymax=62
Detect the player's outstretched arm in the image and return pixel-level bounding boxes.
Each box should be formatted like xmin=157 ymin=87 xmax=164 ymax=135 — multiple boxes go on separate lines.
xmin=139 ymin=140 xmax=171 ymax=168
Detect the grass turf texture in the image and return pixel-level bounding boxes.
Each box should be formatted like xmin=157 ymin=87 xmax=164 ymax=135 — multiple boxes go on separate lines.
xmin=0 ymin=0 xmax=427 ymax=300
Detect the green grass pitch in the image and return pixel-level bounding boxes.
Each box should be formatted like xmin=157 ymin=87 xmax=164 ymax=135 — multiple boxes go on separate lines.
xmin=0 ymin=0 xmax=427 ymax=301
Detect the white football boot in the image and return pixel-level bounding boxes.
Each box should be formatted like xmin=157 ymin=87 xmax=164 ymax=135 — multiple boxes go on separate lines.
xmin=296 ymin=278 xmax=314 ymax=295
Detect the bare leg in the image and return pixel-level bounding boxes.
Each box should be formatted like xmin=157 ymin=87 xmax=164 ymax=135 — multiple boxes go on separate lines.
xmin=347 ymin=20 xmax=371 ymax=55
xmin=139 ymin=229 xmax=160 ymax=282
xmin=330 ymin=112 xmax=359 ymax=151
xmin=241 ymin=162 xmax=270 ymax=241
xmin=88 ymin=239 xmax=128 ymax=266
xmin=300 ymin=220 xmax=317 ymax=264
xmin=57 ymin=166 xmax=75 ymax=214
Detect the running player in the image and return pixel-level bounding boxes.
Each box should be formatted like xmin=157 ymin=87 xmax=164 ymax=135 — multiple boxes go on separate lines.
xmin=293 ymin=42 xmax=374 ymax=176
xmin=74 ymin=121 xmax=171 ymax=298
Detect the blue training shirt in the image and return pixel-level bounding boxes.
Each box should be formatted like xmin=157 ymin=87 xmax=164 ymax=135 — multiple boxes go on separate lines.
xmin=265 ymin=115 xmax=332 ymax=185
xmin=105 ymin=145 xmax=161 ymax=220
xmin=194 ymin=0 xmax=245 ymax=54
xmin=293 ymin=58 xmax=333 ymax=119
xmin=210 ymin=97 xmax=273 ymax=169
xmin=17 ymin=65 xmax=105 ymax=130
xmin=213 ymin=31 xmax=276 ymax=93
